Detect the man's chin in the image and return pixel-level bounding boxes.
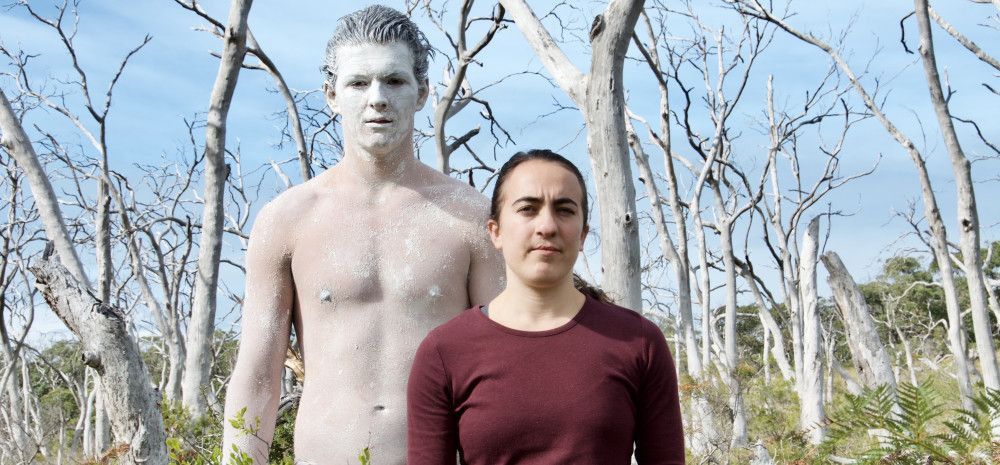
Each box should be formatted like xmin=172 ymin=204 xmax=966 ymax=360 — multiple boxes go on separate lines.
xmin=356 ymin=136 xmax=406 ymax=157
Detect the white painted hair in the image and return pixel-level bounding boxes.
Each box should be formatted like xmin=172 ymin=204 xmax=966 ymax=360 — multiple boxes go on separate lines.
xmin=322 ymin=5 xmax=433 ymax=87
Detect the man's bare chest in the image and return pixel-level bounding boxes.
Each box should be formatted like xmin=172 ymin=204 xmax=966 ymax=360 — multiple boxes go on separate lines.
xmin=289 ymin=205 xmax=475 ymax=305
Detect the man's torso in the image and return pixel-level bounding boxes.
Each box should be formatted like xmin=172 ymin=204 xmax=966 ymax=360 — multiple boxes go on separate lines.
xmin=282 ymin=168 xmax=491 ymax=464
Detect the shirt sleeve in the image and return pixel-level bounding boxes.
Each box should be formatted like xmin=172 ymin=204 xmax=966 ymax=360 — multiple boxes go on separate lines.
xmin=407 ymin=332 xmax=458 ymax=465
xmin=634 ymin=318 xmax=686 ymax=465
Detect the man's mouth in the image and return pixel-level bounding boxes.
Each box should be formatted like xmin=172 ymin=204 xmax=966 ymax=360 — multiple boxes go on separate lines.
xmin=365 ymin=117 xmax=393 ymax=124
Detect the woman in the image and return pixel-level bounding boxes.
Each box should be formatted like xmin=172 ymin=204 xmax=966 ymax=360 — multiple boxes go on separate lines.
xmin=407 ymin=149 xmax=685 ymax=464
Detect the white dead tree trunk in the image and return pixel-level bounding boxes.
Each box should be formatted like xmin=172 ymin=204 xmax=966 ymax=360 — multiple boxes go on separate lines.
xmin=499 ymin=0 xmax=644 ymax=310
xmin=183 ymin=0 xmax=253 ymax=415
xmin=32 ymin=251 xmax=168 ymax=464
xmin=624 ymin=12 xmax=718 ymax=450
xmin=734 ymin=0 xmax=976 ymax=409
xmin=174 ymin=0 xmax=312 ymax=181
xmin=628 ymin=9 xmax=704 ymax=380
xmin=821 ymin=251 xmax=897 ymax=392
xmin=738 ymin=263 xmax=794 ymax=381
xmin=798 ymin=216 xmax=825 ymax=444
xmin=626 ymin=115 xmax=714 ymax=454
xmin=708 ymin=161 xmax=766 ymax=448
xmin=913 ymin=0 xmax=1000 ymax=393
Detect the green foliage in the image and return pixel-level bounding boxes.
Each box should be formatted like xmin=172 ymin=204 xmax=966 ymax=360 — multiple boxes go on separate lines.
xmin=745 ymin=377 xmax=810 ymax=463
xmin=162 ymin=401 xmax=296 ymax=465
xmin=821 ymin=382 xmax=1000 ymax=464
xmin=357 ymin=447 xmax=371 ymax=465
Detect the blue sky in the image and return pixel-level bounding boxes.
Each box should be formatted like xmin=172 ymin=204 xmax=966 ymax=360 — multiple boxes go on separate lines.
xmin=2 ymin=1 xmax=998 ymax=338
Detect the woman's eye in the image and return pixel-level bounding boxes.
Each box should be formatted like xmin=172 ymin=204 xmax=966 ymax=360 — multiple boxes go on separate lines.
xmin=559 ymin=208 xmax=577 ymax=215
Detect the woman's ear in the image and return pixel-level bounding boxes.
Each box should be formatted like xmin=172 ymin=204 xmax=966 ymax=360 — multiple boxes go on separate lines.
xmin=579 ymin=224 xmax=589 ymax=251
xmin=487 ymin=219 xmax=502 ymax=250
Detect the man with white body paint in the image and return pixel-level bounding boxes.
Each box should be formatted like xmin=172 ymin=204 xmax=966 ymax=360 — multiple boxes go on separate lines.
xmin=221 ymin=6 xmax=503 ymax=464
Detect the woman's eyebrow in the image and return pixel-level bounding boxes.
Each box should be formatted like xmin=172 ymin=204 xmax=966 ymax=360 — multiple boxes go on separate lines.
xmin=512 ymin=196 xmax=542 ymax=204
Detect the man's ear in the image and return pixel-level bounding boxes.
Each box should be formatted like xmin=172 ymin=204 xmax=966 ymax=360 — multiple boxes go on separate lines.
xmin=416 ymin=79 xmax=430 ymax=110
xmin=487 ymin=219 xmax=503 ymax=250
xmin=324 ymin=82 xmax=340 ymax=114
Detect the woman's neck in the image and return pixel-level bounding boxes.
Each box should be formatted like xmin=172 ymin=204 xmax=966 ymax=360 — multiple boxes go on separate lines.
xmin=488 ymin=278 xmax=586 ymax=331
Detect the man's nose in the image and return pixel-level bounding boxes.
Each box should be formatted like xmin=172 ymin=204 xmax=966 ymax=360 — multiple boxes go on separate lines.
xmin=368 ymin=81 xmax=388 ymax=109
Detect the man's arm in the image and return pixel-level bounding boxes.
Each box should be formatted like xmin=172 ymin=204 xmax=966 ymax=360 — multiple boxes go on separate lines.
xmin=222 ymin=202 xmax=295 ymax=464
xmin=467 ymin=218 xmax=505 ymax=306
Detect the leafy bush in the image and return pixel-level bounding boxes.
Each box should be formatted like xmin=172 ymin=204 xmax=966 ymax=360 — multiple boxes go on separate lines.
xmin=162 ymin=401 xmax=296 ymax=464
xmin=821 ymin=382 xmax=1000 ymax=464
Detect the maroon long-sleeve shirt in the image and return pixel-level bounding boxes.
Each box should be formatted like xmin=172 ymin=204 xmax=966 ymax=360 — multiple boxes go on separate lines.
xmin=407 ymin=295 xmax=686 ymax=465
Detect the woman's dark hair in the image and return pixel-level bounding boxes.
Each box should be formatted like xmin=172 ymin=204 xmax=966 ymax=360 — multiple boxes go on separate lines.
xmin=573 ymin=273 xmax=614 ymax=304
xmin=489 ymin=149 xmax=589 ymax=226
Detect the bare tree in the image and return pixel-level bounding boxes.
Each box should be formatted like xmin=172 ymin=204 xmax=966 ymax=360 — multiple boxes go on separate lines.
xmin=499 ymin=0 xmax=645 ymax=309
xmin=2 ymin=89 xmax=168 ymax=463
xmin=412 ymin=0 xmax=508 ymax=175
xmin=732 ymin=0 xmax=979 ymax=409
xmin=912 ymin=0 xmax=999 ymax=393
xmin=798 ymin=216 xmax=825 ymax=444
xmin=182 ymin=0 xmax=253 ymax=416
xmin=623 ymin=8 xmax=716 ymax=452
xmin=174 ymin=0 xmax=313 ymax=181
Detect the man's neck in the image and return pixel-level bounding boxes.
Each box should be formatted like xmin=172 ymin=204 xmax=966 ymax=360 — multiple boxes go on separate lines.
xmin=339 ymin=143 xmax=419 ymax=189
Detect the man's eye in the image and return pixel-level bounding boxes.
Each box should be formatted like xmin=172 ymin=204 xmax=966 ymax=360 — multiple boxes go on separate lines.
xmin=387 ymin=78 xmax=405 ymax=85
xmin=349 ymin=81 xmax=367 ymax=87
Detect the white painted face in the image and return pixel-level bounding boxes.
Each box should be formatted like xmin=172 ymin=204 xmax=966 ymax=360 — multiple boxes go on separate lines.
xmin=326 ymin=42 xmax=428 ymax=158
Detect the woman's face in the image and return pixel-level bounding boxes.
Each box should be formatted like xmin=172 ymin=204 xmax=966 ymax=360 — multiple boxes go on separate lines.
xmin=488 ymin=160 xmax=588 ymax=290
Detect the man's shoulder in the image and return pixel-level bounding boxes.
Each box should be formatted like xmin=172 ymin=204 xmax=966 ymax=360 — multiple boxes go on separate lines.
xmin=417 ymin=168 xmax=490 ymax=213
xmin=249 ymin=180 xmax=327 ymax=251
xmin=263 ymin=178 xmax=327 ymax=216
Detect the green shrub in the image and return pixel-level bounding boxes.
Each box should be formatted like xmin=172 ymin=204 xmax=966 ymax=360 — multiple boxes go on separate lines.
xmin=821 ymin=382 xmax=1000 ymax=464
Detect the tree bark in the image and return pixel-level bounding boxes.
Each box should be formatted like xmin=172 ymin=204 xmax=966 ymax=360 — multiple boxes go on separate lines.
xmin=32 ymin=250 xmax=168 ymax=464
xmin=798 ymin=216 xmax=825 ymax=444
xmin=183 ymin=0 xmax=253 ymax=415
xmin=95 ymin=382 xmax=111 ymax=454
xmin=821 ymin=251 xmax=897 ymax=392
xmin=500 ymin=0 xmax=645 ymax=310
xmin=913 ymin=0 xmax=1000 ymax=392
